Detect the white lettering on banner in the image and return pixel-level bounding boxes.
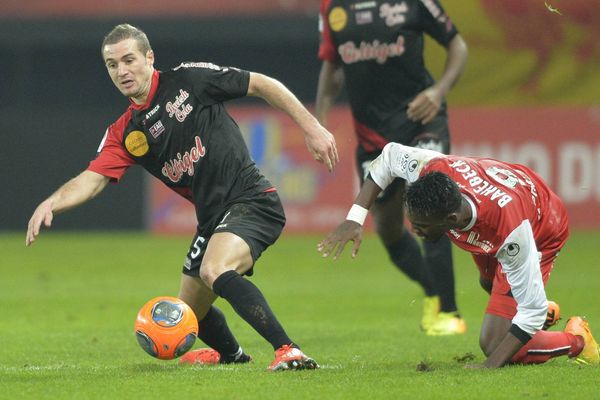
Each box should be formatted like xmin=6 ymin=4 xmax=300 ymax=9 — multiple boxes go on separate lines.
xmin=453 ymin=141 xmax=600 ymax=204
xmin=559 ymin=143 xmax=593 ymax=203
xmin=453 ymin=142 xmax=550 ymax=182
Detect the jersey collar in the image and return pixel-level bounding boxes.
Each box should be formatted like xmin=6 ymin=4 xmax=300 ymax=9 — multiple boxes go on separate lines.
xmin=460 ymin=194 xmax=477 ymax=231
xmin=129 ymin=69 xmax=160 ymax=111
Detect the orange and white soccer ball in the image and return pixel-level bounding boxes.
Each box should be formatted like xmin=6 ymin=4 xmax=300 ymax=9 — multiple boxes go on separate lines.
xmin=134 ymin=296 xmax=198 ymax=360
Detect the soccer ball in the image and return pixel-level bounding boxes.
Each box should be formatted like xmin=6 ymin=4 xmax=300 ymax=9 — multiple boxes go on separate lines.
xmin=134 ymin=296 xmax=198 ymax=360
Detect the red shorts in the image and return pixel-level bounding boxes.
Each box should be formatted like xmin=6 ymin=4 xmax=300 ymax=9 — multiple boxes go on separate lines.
xmin=472 ymin=232 xmax=567 ymax=320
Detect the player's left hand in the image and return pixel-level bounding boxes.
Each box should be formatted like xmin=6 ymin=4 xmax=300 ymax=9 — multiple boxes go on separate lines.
xmin=26 ymin=200 xmax=54 ymax=246
xmin=317 ymin=220 xmax=363 ymax=260
xmin=407 ymin=86 xmax=443 ymax=125
xmin=304 ymin=125 xmax=339 ymax=172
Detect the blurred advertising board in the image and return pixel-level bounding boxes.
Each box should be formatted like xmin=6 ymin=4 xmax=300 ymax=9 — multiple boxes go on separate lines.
xmin=0 ymin=0 xmax=320 ymax=17
xmin=147 ymin=105 xmax=600 ymax=234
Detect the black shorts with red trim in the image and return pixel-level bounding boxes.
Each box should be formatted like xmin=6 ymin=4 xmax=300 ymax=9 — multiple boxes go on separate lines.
xmin=181 ymin=191 xmax=285 ymax=277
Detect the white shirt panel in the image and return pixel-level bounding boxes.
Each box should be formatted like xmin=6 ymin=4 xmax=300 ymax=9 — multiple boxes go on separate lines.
xmin=495 ymin=219 xmax=547 ymax=335
xmin=368 ymin=143 xmax=444 ymax=189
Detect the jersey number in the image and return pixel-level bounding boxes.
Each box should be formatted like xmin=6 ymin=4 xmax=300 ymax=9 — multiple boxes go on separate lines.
xmin=190 ymin=236 xmax=206 ymax=259
xmin=485 ymin=166 xmax=520 ymax=188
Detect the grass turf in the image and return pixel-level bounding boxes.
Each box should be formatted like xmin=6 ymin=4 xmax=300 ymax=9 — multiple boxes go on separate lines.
xmin=1 ymin=231 xmax=598 ymax=399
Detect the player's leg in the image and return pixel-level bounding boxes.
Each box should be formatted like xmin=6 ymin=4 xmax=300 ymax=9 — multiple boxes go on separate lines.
xmin=369 ymin=179 xmax=440 ymax=330
xmin=201 ymin=194 xmax=318 ymax=370
xmin=371 ymin=181 xmax=435 ymax=292
xmin=178 ymin=273 xmax=251 ymax=365
xmin=202 ymin=232 xmax=317 ymax=370
xmin=410 ymin=127 xmax=464 ymax=335
xmin=480 ymin=312 xmax=587 ymax=365
xmin=200 ymin=231 xmax=294 ymax=347
xmin=481 ymin=256 xmax=587 ymax=365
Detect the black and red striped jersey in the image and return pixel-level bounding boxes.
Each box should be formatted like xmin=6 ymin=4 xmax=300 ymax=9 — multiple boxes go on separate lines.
xmin=318 ymin=0 xmax=458 ymax=149
xmin=88 ymin=63 xmax=272 ymax=231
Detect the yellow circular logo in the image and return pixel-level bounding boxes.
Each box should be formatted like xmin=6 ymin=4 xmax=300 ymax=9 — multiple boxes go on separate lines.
xmin=125 ymin=130 xmax=149 ymax=157
xmin=329 ymin=7 xmax=347 ymax=32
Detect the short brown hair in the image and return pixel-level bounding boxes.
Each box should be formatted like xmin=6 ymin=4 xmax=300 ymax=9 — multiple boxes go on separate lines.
xmin=101 ymin=24 xmax=151 ymax=56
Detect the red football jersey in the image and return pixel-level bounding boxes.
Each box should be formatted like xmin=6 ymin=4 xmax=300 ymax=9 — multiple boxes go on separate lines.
xmin=421 ymin=156 xmax=568 ymax=258
xmin=368 ymin=143 xmax=569 ymax=334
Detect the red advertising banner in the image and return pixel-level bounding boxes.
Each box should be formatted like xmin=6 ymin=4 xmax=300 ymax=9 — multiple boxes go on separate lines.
xmin=148 ymin=106 xmax=600 ymax=234
xmin=451 ymin=107 xmax=600 ymax=229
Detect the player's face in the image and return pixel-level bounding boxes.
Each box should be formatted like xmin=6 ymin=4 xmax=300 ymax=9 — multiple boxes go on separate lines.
xmin=103 ymin=38 xmax=154 ymax=104
xmin=407 ymin=211 xmax=451 ymax=242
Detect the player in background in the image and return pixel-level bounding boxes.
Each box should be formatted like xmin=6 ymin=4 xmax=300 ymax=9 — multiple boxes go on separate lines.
xmin=318 ymin=143 xmax=600 ymax=368
xmin=26 ymin=23 xmax=339 ymax=371
xmin=316 ymin=0 xmax=468 ymax=335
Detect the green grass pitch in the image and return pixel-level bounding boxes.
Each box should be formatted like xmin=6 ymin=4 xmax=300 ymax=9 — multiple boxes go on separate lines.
xmin=1 ymin=231 xmax=598 ymax=399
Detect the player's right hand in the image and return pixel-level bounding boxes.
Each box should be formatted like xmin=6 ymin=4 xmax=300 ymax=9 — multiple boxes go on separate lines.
xmin=317 ymin=220 xmax=363 ymax=260
xmin=26 ymin=200 xmax=54 ymax=246
xmin=304 ymin=124 xmax=339 ymax=172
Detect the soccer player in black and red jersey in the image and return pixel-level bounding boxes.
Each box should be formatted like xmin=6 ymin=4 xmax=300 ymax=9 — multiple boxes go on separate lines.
xmin=316 ymin=0 xmax=468 ymax=335
xmin=25 ymin=23 xmax=339 ymax=371
xmin=318 ymin=143 xmax=600 ymax=368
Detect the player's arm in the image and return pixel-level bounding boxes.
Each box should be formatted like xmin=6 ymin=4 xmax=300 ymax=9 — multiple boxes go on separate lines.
xmin=317 ymin=177 xmax=382 ymax=260
xmin=247 ymin=72 xmax=339 ymax=172
xmin=26 ymin=170 xmax=110 ymax=246
xmin=315 ymin=60 xmax=344 ymax=126
xmin=407 ymin=33 xmax=468 ymax=124
xmin=318 ymin=143 xmax=441 ymax=259
xmin=482 ymin=220 xmax=548 ymax=368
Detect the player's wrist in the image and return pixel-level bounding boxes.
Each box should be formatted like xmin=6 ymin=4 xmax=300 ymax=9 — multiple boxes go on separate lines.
xmin=346 ymin=204 xmax=368 ymax=226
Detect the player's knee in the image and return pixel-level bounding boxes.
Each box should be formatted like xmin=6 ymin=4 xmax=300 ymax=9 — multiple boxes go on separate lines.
xmin=479 ymin=334 xmax=494 ymax=357
xmin=199 ymin=264 xmax=220 ymax=288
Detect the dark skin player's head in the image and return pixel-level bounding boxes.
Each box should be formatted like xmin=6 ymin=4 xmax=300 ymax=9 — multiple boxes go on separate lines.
xmin=406 ymin=171 xmax=471 ymax=241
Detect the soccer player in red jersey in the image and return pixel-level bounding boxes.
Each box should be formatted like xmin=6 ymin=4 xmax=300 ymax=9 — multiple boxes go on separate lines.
xmin=26 ymin=24 xmax=339 ymax=371
xmin=316 ymin=0 xmax=469 ymax=335
xmin=319 ymin=143 xmax=600 ymax=367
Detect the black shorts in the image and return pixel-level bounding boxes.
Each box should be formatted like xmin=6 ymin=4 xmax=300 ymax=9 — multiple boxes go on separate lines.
xmin=356 ymin=118 xmax=451 ymax=204
xmin=181 ymin=191 xmax=286 ymax=277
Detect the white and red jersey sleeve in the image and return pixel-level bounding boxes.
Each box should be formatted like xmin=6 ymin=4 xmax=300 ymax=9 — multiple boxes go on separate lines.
xmin=367 ymin=142 xmax=444 ymax=189
xmin=87 ymin=110 xmax=135 ymax=182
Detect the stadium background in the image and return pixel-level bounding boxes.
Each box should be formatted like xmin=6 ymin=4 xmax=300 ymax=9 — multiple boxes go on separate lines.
xmin=2 ymin=0 xmax=599 ymax=233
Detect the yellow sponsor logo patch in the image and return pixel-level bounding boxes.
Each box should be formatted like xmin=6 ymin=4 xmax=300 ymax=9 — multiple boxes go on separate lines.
xmin=125 ymin=130 xmax=149 ymax=157
xmin=329 ymin=7 xmax=348 ymax=32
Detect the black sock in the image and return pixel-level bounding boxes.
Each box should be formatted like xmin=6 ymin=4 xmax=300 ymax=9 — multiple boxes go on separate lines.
xmin=424 ymin=235 xmax=458 ymax=313
xmin=197 ymin=305 xmax=247 ymax=363
xmin=384 ymin=230 xmax=436 ymax=296
xmin=213 ymin=270 xmax=293 ymax=351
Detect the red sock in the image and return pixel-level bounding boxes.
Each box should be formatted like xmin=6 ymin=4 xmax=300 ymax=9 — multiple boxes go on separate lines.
xmin=510 ymin=331 xmax=584 ymax=364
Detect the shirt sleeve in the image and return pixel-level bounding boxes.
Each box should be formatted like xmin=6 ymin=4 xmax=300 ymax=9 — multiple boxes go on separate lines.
xmin=173 ymin=62 xmax=250 ymax=105
xmin=368 ymin=142 xmax=444 ymax=189
xmin=87 ymin=126 xmax=135 ymax=182
xmin=495 ymin=219 xmax=547 ymax=336
xmin=318 ymin=0 xmax=340 ymax=62
xmin=418 ymin=0 xmax=459 ymax=47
